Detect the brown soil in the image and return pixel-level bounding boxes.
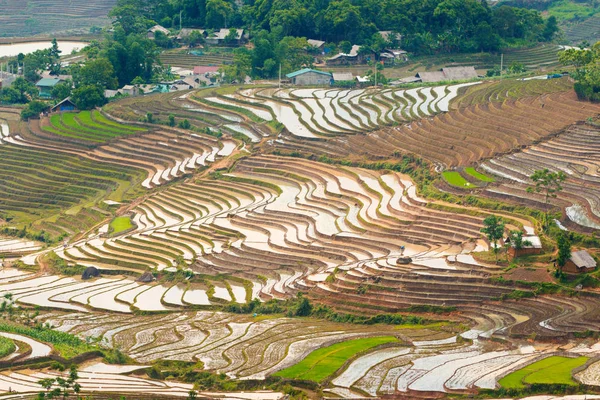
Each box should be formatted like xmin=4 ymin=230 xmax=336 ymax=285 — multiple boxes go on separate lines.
xmin=506 ymin=267 xmax=554 ymax=283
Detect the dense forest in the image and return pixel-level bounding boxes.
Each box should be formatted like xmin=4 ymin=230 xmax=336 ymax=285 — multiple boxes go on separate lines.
xmin=111 ymin=0 xmax=558 ymax=54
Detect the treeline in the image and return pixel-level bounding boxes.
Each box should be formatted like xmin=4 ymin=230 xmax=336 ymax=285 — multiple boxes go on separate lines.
xmin=110 ymin=0 xmax=558 ymax=54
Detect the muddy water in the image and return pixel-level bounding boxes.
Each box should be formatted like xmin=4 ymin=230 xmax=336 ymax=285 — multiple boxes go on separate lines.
xmin=0 ymin=41 xmax=88 ymax=58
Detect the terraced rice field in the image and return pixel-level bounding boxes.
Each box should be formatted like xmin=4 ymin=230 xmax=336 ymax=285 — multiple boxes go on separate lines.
xmin=4 ymin=74 xmax=600 ymax=399
xmin=159 ymin=48 xmax=234 ymax=69
xmin=42 ymin=110 xmax=145 ymax=143
xmin=213 ymin=83 xmax=481 ymax=138
xmin=0 ymin=0 xmax=115 ymax=37
xmin=267 ymin=86 xmax=600 ymax=169
xmin=480 ymin=123 xmax=600 ymax=230
xmin=564 ymin=16 xmax=600 ymax=45
xmin=274 ymin=336 xmax=398 ymax=382
xmin=53 ymin=155 xmax=493 ymax=299
xmin=499 ymin=356 xmax=588 ymax=388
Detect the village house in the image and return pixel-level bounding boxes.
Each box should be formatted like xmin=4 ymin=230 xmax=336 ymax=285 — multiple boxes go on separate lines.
xmin=204 ymin=29 xmax=245 ymax=45
xmin=326 ymin=45 xmax=373 ymax=66
xmin=176 ymin=28 xmax=206 ymax=41
xmin=507 ymin=235 xmax=543 ymax=258
xmin=148 ymin=24 xmax=170 ymax=39
xmin=51 ymin=97 xmax=77 ymax=113
xmin=35 ymin=77 xmax=65 ymax=98
xmin=286 ymin=68 xmax=332 ymax=86
xmin=332 ymin=72 xmax=354 ymax=82
xmin=307 ymin=39 xmax=325 ymax=52
xmin=412 ymin=66 xmax=479 ymax=83
xmin=562 ymin=250 xmax=597 ymax=274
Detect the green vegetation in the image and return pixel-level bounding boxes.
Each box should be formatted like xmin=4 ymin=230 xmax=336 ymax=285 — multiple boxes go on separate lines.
xmin=442 ymin=171 xmax=474 ymax=188
xmin=546 ymin=0 xmax=598 ymax=21
xmin=274 ymin=336 xmax=398 ymax=382
xmin=43 ymin=111 xmax=144 ymax=143
xmin=499 ymin=356 xmax=588 ymax=389
xmin=110 ymin=216 xmax=133 ymax=234
xmin=465 ymin=167 xmax=495 ymax=182
xmin=0 ymin=336 xmax=16 ymax=358
xmin=0 ymin=322 xmax=94 ymax=359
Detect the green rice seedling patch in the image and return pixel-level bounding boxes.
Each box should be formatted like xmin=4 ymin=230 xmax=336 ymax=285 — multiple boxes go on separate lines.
xmin=110 ymin=216 xmax=133 ymax=234
xmin=274 ymin=336 xmax=398 ymax=382
xmin=0 ymin=336 xmax=16 ymax=358
xmin=442 ymin=171 xmax=474 ymax=188
xmin=499 ymin=356 xmax=588 ymax=389
xmin=464 ymin=167 xmax=495 ymax=182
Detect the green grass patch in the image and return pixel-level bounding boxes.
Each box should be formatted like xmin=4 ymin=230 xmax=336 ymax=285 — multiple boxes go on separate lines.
xmin=547 ymin=0 xmax=597 ymax=21
xmin=274 ymin=336 xmax=398 ymax=382
xmin=442 ymin=171 xmax=474 ymax=188
xmin=0 ymin=322 xmax=94 ymax=359
xmin=0 ymin=335 xmax=16 ymax=358
xmin=499 ymin=356 xmax=588 ymax=389
xmin=464 ymin=167 xmax=495 ymax=182
xmin=110 ymin=216 xmax=133 ymax=234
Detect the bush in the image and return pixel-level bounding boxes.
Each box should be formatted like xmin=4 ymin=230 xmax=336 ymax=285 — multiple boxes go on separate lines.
xmin=21 ymin=100 xmax=49 ymax=120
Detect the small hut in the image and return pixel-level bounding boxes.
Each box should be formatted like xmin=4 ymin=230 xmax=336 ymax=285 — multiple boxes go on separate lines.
xmin=51 ymin=97 xmax=77 ymax=113
xmin=562 ymin=250 xmax=597 ymax=274
xmin=138 ymin=271 xmax=155 ymax=283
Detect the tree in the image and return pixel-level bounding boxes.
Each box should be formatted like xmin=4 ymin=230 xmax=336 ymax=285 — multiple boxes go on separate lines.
xmin=168 ymin=114 xmax=176 ymax=126
xmin=51 ymin=81 xmax=72 ymax=101
xmin=527 ymin=169 xmax=566 ymax=230
xmin=556 ymin=232 xmax=571 ymax=270
xmin=543 ymin=15 xmax=559 ymax=41
xmin=71 ymin=85 xmax=106 ymax=110
xmin=206 ymin=0 xmax=233 ymax=28
xmin=481 ymin=215 xmax=505 ymax=263
xmin=76 ymin=58 xmax=118 ymax=90
xmin=0 ymin=77 xmax=38 ymax=104
xmin=295 ymin=296 xmax=312 ymax=316
xmin=37 ymin=365 xmax=80 ymax=399
xmin=21 ymin=100 xmax=49 ymax=121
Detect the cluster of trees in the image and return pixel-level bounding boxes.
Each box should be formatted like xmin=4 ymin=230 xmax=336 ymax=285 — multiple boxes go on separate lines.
xmin=560 ymin=42 xmax=600 ymax=101
xmin=109 ymin=0 xmax=558 ymax=55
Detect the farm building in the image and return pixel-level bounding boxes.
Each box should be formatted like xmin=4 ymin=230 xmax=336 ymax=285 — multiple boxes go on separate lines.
xmin=507 ymin=235 xmax=543 ymax=257
xmin=378 ymin=31 xmax=402 ymax=45
xmin=307 ymin=39 xmax=325 ymax=51
xmin=332 ymin=72 xmax=354 ymax=82
xmin=286 ymin=68 xmax=332 ymax=86
xmin=176 ymin=28 xmax=205 ymax=41
xmin=148 ymin=25 xmax=170 ymax=39
xmin=562 ymin=250 xmax=597 ymax=274
xmin=205 ymin=28 xmax=245 ymax=45
xmin=35 ymin=77 xmax=64 ymax=98
xmin=51 ymin=97 xmax=77 ymax=113
xmin=327 ymin=45 xmax=373 ymax=65
xmin=410 ymin=66 xmax=479 ymax=83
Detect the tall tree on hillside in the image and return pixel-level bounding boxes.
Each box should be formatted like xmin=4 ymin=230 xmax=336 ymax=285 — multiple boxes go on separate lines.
xmin=205 ymin=0 xmax=233 ymax=28
xmin=76 ymin=58 xmax=118 ymax=90
xmin=481 ymin=215 xmax=505 ymax=263
xmin=556 ymin=232 xmax=571 ymax=271
xmin=527 ymin=169 xmax=566 ymax=230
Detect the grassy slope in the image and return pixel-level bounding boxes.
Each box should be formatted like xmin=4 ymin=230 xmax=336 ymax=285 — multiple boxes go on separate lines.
xmin=274 ymin=336 xmax=398 ymax=382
